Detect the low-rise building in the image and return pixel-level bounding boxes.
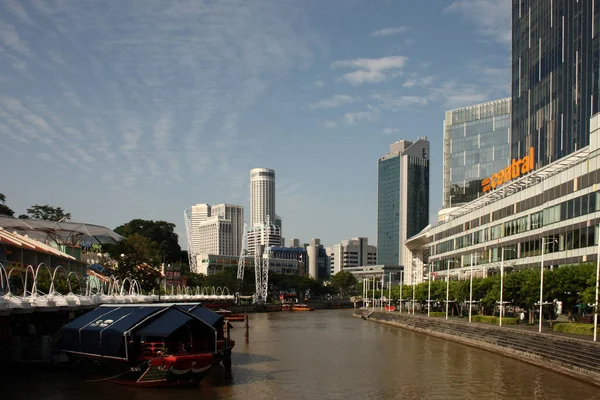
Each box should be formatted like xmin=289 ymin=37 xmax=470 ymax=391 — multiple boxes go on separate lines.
xmin=195 ymin=253 xmax=300 ymax=276
xmin=326 ymin=237 xmax=377 ymax=276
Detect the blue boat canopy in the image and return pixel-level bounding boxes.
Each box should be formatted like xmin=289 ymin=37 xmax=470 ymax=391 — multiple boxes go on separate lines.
xmin=60 ymin=303 xmax=218 ymax=360
xmin=178 ymin=304 xmax=224 ymax=328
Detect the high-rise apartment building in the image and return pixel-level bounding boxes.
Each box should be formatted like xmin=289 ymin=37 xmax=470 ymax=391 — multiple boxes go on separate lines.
xmin=189 ymin=203 xmax=243 ymax=256
xmin=511 ymin=0 xmax=600 ymax=166
xmin=443 ymin=98 xmax=511 ymax=208
xmin=247 ymin=221 xmax=282 ymax=256
xmin=250 ymin=168 xmax=276 ymax=228
xmin=377 ymin=138 xmax=429 ymax=268
xmin=326 ymin=237 xmax=377 ymax=276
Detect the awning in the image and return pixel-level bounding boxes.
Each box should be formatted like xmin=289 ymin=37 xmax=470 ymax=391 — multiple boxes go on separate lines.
xmin=60 ymin=305 xmax=165 ymax=359
xmin=137 ymin=308 xmax=192 ymax=338
xmin=179 ymin=304 xmax=223 ymax=328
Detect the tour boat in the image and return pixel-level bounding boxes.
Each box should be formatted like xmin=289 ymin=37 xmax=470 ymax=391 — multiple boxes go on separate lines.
xmin=215 ymin=309 xmax=245 ymax=321
xmin=281 ymin=303 xmax=292 ymax=311
xmin=60 ymin=303 xmax=234 ymax=387
xmin=291 ymin=304 xmax=314 ymax=311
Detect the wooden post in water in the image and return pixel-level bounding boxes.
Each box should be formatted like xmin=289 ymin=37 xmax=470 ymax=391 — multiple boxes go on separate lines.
xmin=244 ymin=312 xmax=249 ymax=343
xmin=224 ymin=320 xmax=232 ymax=379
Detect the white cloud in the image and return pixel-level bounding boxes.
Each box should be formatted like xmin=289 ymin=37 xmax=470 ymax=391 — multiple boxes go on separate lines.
xmin=444 ymin=0 xmax=511 ymax=45
xmin=0 ymin=20 xmax=32 ymax=56
xmin=324 ymin=120 xmax=338 ymax=129
xmin=314 ymin=80 xmax=324 ymax=88
xmin=402 ymin=75 xmax=434 ymax=88
xmin=372 ymin=93 xmax=428 ymax=110
xmin=309 ymin=94 xmax=359 ymax=109
xmin=4 ymin=0 xmax=37 ymax=26
xmin=383 ymin=128 xmax=399 ymax=135
xmin=371 ymin=26 xmax=410 ymax=37
xmin=427 ymin=81 xmax=489 ymax=109
xmin=332 ymin=56 xmax=408 ymax=86
xmin=344 ymin=106 xmax=380 ymax=125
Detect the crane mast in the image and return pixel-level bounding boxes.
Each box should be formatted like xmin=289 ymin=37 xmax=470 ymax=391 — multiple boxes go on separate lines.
xmin=183 ymin=209 xmax=197 ymax=273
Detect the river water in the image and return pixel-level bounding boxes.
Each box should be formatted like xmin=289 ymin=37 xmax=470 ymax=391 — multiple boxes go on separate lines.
xmin=3 ymin=310 xmax=599 ymax=399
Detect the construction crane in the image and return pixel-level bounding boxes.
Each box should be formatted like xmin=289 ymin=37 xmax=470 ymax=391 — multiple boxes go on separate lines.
xmin=236 ymin=222 xmax=248 ymax=301
xmin=254 ymin=215 xmax=271 ymax=303
xmin=183 ymin=209 xmax=197 ymax=273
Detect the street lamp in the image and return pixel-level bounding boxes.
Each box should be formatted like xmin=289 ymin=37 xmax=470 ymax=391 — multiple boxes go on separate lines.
xmin=499 ymin=247 xmax=516 ymax=327
xmin=539 ymin=236 xmax=558 ymax=333
xmin=412 ymin=259 xmax=419 ymax=315
xmin=445 ymin=259 xmax=454 ymax=320
xmin=399 ymin=270 xmax=404 ymax=314
xmin=428 ymin=263 xmax=432 ymax=318
xmin=594 ymin=224 xmax=600 ymax=342
xmin=469 ymin=252 xmax=479 ymax=323
xmin=388 ymin=272 xmax=392 ymax=312
xmin=380 ymin=273 xmax=385 ymax=311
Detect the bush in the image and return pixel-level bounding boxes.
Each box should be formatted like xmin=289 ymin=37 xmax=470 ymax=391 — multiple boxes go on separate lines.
xmin=429 ymin=312 xmax=446 ymax=317
xmin=471 ymin=315 xmax=519 ymax=325
xmin=553 ymin=323 xmax=594 ymax=336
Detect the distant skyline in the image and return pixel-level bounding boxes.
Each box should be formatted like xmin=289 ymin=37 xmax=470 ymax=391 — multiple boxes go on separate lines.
xmin=0 ymin=0 xmax=511 ymax=248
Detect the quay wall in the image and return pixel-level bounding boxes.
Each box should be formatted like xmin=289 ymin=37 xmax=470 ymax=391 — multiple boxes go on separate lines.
xmin=356 ymin=310 xmax=600 ymax=387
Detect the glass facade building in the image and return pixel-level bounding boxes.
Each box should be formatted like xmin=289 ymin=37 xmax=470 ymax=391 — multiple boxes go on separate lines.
xmin=377 ymin=138 xmax=429 ymax=268
xmin=443 ymin=98 xmax=511 ymax=208
xmin=511 ymin=0 xmax=600 ymax=166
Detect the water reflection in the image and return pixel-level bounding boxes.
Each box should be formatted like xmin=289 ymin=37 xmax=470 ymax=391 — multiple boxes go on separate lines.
xmin=2 ymin=310 xmax=600 ymax=399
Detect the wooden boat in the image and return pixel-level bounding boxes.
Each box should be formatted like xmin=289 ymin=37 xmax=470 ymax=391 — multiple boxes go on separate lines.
xmin=291 ymin=304 xmax=314 ymax=311
xmin=281 ymin=303 xmax=292 ymax=311
xmin=60 ymin=303 xmax=234 ymax=387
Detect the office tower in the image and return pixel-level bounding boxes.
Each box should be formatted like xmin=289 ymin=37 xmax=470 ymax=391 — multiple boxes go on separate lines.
xmin=210 ymin=204 xmax=244 ymax=256
xmin=247 ymin=221 xmax=281 ymax=256
xmin=289 ymin=238 xmax=301 ymax=248
xmin=443 ymin=98 xmax=511 ymax=208
xmin=190 ymin=204 xmax=211 ymax=255
xmin=326 ymin=237 xmax=377 ymax=276
xmin=511 ymin=1 xmax=600 ymax=166
xmin=377 ymin=138 xmax=429 ymax=268
xmin=190 ymin=203 xmax=243 ymax=256
xmin=250 ymin=168 xmax=276 ymax=227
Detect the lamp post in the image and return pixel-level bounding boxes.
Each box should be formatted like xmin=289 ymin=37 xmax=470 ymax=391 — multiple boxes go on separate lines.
xmin=445 ymin=259 xmax=454 ymax=320
xmin=595 ymin=224 xmax=600 ymax=341
xmin=469 ymin=253 xmax=478 ymax=323
xmin=399 ymin=270 xmax=403 ymax=314
xmin=412 ymin=259 xmax=418 ymax=315
xmin=380 ymin=273 xmax=385 ymax=311
xmin=539 ymin=237 xmax=557 ymax=333
xmin=499 ymin=247 xmax=516 ymax=327
xmin=388 ymin=272 xmax=392 ymax=312
xmin=372 ymin=276 xmax=375 ymax=310
xmin=428 ymin=263 xmax=432 ymax=318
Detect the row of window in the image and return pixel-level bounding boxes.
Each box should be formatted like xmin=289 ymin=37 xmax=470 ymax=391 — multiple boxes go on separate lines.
xmin=433 ymin=191 xmax=599 ymax=256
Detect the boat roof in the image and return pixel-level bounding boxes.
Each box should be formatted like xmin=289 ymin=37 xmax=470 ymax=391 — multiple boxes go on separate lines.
xmin=60 ymin=303 xmax=221 ymax=359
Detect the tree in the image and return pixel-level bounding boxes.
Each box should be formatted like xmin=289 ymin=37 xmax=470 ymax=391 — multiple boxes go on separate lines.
xmin=106 ymin=233 xmax=162 ymax=292
xmin=114 ymin=219 xmax=181 ymax=262
xmin=0 ymin=193 xmax=14 ymax=217
xmin=330 ymin=271 xmax=358 ymax=298
xmin=17 ymin=214 xmax=29 ymax=219
xmin=26 ymin=204 xmax=71 ymax=221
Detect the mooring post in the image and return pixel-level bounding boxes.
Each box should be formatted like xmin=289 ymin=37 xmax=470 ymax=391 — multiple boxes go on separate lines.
xmin=224 ymin=320 xmax=232 ymax=379
xmin=244 ymin=311 xmax=249 ymax=343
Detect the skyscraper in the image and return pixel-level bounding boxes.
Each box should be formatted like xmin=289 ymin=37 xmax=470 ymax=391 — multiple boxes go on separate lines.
xmin=377 ymin=138 xmax=429 ymax=268
xmin=443 ymin=98 xmax=511 ymax=208
xmin=511 ymin=0 xmax=600 ymax=167
xmin=250 ymin=168 xmax=276 ymax=227
xmin=190 ymin=203 xmax=243 ymax=256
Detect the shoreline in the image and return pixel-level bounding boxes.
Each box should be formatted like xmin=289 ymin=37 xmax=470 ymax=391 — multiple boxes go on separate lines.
xmin=356 ymin=309 xmax=600 ymax=387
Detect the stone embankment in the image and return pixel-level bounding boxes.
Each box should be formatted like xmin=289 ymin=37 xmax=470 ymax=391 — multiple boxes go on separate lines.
xmin=356 ymin=310 xmax=600 ymax=386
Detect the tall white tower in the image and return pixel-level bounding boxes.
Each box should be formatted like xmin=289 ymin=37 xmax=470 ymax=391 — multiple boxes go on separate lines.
xmin=250 ymin=168 xmax=275 ymax=227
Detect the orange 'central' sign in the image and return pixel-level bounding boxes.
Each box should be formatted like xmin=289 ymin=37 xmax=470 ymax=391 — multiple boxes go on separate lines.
xmin=481 ymin=147 xmax=534 ymax=193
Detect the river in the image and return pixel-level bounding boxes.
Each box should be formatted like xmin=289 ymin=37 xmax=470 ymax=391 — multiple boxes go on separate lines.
xmin=3 ymin=310 xmax=599 ymax=399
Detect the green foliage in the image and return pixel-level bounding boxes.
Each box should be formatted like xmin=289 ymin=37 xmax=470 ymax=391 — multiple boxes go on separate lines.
xmin=106 ymin=233 xmax=162 ymax=291
xmin=330 ymin=271 xmax=358 ymax=297
xmin=0 ymin=193 xmax=14 ymax=217
xmin=114 ymin=219 xmax=181 ymax=262
xmin=471 ymin=315 xmax=519 ymax=325
xmin=429 ymin=312 xmax=446 ymax=317
xmin=26 ymin=204 xmax=71 ymax=221
xmin=553 ymin=323 xmax=594 ymax=336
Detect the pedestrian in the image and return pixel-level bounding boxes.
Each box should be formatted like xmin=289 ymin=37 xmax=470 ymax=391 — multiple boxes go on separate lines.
xmin=519 ymin=311 xmax=525 ymax=325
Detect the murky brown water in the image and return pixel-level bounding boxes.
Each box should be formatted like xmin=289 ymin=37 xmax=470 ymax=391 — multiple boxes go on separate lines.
xmin=3 ymin=310 xmax=599 ymax=399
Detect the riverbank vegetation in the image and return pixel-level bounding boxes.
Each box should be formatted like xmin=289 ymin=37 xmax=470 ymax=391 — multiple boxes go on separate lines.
xmin=366 ymin=263 xmax=597 ymax=324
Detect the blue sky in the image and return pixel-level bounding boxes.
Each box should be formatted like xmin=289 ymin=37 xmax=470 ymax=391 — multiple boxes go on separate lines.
xmin=0 ymin=0 xmax=511 ymax=248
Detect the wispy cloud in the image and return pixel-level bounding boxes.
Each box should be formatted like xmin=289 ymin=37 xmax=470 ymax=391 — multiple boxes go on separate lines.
xmin=444 ymin=0 xmax=511 ymax=45
xmin=371 ymin=26 xmax=410 ymax=37
xmin=0 ymin=20 xmax=32 ymax=56
xmin=324 ymin=120 xmax=338 ymax=129
xmin=309 ymin=94 xmax=360 ymax=109
xmin=372 ymin=93 xmax=428 ymax=110
xmin=402 ymin=74 xmax=434 ymax=88
xmin=344 ymin=105 xmax=380 ymax=125
xmin=383 ymin=128 xmax=400 ymax=135
xmin=332 ymin=55 xmax=408 ymax=85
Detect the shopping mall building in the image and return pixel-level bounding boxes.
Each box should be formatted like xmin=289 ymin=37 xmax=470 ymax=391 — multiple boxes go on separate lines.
xmin=406 ymin=114 xmax=600 ymax=280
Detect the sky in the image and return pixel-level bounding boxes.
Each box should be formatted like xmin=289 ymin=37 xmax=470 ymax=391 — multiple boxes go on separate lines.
xmin=0 ymin=0 xmax=511 ymax=249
